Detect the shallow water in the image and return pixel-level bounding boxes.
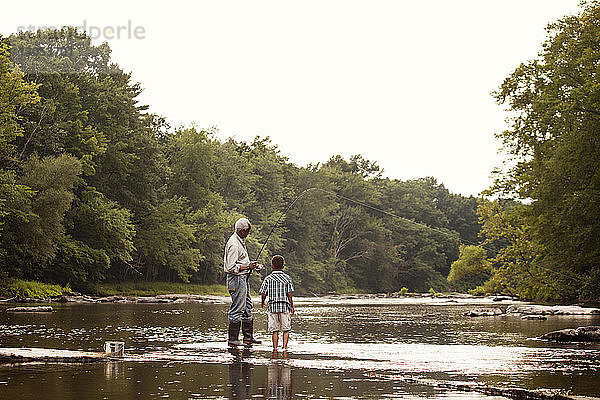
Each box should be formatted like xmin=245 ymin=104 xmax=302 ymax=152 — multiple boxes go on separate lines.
xmin=0 ymin=297 xmax=599 ymax=399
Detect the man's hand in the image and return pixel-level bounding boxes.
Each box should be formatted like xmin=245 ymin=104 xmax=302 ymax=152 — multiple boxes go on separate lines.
xmin=241 ymin=261 xmax=258 ymax=271
xmin=261 ymin=303 xmax=267 ymax=310
xmin=290 ymin=306 xmax=295 ymax=315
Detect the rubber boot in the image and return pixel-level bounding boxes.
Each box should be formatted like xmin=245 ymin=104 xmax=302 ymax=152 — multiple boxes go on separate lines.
xmin=228 ymin=321 xmax=243 ymax=346
xmin=242 ymin=319 xmax=261 ymax=345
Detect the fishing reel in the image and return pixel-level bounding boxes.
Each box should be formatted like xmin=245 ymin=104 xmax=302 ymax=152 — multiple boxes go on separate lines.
xmin=254 ymin=263 xmax=265 ymax=272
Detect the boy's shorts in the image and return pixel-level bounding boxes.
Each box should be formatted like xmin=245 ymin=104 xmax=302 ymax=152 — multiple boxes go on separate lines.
xmin=267 ymin=312 xmax=291 ymax=333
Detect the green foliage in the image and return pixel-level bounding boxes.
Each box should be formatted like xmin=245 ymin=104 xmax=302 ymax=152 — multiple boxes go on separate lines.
xmin=0 ymin=279 xmax=69 ymax=299
xmin=486 ymin=2 xmax=600 ymax=301
xmin=478 ymin=200 xmax=579 ymax=300
xmin=399 ymin=287 xmax=408 ymax=296
xmin=0 ymin=155 xmax=81 ymax=280
xmin=69 ymin=188 xmax=135 ymax=264
xmin=0 ymin=169 xmax=35 ymax=239
xmin=468 ymin=286 xmax=486 ymax=296
xmin=136 ymin=196 xmax=203 ymax=282
xmin=580 ymin=267 xmax=600 ymax=300
xmin=6 ymin=29 xmax=109 ymax=171
xmin=19 ymin=155 xmax=82 ymax=259
xmin=447 ymin=245 xmax=491 ymax=292
xmin=163 ymin=127 xmax=227 ymax=283
xmin=0 ymin=41 xmax=39 ymax=165
xmin=49 ymin=235 xmax=111 ymax=287
xmin=0 ymin=42 xmax=39 ymax=260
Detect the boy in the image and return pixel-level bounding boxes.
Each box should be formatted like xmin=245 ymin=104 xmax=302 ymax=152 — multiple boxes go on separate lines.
xmin=259 ymin=255 xmax=295 ymax=349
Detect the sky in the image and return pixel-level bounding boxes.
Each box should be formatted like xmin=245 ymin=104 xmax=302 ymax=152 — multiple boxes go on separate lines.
xmin=2 ymin=0 xmax=583 ymax=196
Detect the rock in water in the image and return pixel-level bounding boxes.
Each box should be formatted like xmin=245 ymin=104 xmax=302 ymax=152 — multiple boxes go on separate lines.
xmin=540 ymin=326 xmax=600 ymax=342
xmin=506 ymin=304 xmax=600 ymax=315
xmin=0 ymin=347 xmax=106 ymax=363
xmin=463 ymin=308 xmax=504 ymax=317
xmin=521 ymin=315 xmax=547 ymax=320
xmin=6 ymin=306 xmax=53 ymax=312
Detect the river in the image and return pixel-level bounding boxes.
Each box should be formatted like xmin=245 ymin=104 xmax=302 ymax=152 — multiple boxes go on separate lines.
xmin=0 ymin=296 xmax=599 ymax=399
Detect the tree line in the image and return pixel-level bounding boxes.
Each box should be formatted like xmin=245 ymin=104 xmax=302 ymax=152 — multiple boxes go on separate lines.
xmin=0 ymin=28 xmax=481 ymax=295
xmin=1 ymin=1 xmax=599 ymax=301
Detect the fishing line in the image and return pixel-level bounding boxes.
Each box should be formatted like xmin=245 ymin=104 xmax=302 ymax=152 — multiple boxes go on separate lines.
xmin=256 ymin=187 xmax=484 ymax=260
xmin=255 ymin=187 xmax=587 ymax=285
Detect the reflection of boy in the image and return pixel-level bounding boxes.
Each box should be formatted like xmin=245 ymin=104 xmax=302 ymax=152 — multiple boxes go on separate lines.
xmin=260 ymin=255 xmax=295 ymax=349
xmin=268 ymin=355 xmax=292 ymax=400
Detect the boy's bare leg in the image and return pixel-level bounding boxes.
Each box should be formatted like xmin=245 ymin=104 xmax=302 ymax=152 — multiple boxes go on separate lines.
xmin=282 ymin=331 xmax=289 ymax=349
xmin=272 ymin=331 xmax=279 ymax=348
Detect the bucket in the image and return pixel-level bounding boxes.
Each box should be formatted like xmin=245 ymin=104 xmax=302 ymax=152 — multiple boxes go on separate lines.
xmin=104 ymin=341 xmax=125 ymax=357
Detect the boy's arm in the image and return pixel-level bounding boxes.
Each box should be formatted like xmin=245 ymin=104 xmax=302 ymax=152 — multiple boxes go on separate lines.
xmin=261 ymin=293 xmax=267 ymax=309
xmin=287 ymin=292 xmax=294 ymax=314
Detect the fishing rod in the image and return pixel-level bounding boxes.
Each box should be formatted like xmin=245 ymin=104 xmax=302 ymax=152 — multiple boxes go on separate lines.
xmin=256 ymin=188 xmax=319 ymax=260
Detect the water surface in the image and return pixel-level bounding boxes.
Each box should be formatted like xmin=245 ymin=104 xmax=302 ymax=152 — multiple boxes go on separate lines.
xmin=0 ymin=297 xmax=599 ymax=399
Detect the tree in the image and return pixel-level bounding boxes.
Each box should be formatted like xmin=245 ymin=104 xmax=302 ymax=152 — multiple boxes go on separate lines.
xmin=488 ymin=1 xmax=600 ymax=299
xmin=163 ymin=127 xmax=227 ymax=283
xmin=5 ymin=29 xmax=109 ymax=172
xmin=136 ymin=196 xmax=203 ymax=282
xmin=447 ymin=245 xmax=491 ymax=292
xmin=68 ymin=188 xmax=135 ymax=266
xmin=0 ymin=155 xmax=82 ymax=280
xmin=0 ymin=40 xmax=39 ymax=246
xmin=478 ymin=200 xmax=578 ymax=300
xmin=6 ymin=28 xmax=169 ymax=284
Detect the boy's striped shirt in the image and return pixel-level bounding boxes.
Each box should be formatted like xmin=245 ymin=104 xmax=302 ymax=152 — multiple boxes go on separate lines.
xmin=259 ymin=271 xmax=294 ymax=313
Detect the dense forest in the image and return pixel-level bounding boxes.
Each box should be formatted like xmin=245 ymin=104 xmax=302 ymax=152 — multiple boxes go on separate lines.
xmin=1 ymin=2 xmax=599 ymax=300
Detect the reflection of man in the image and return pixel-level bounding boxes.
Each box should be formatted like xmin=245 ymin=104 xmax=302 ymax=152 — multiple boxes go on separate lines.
xmin=268 ymin=350 xmax=292 ymax=400
xmin=228 ymin=347 xmax=253 ymax=398
xmin=224 ymin=218 xmax=261 ymax=346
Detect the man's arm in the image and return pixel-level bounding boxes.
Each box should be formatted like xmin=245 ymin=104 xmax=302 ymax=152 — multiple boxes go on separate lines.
xmin=261 ymin=293 xmax=267 ymax=309
xmin=224 ymin=244 xmax=256 ymax=273
xmin=287 ymin=292 xmax=294 ymax=314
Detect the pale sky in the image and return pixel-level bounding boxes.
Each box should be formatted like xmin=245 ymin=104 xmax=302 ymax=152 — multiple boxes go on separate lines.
xmin=3 ymin=1 xmax=582 ymax=196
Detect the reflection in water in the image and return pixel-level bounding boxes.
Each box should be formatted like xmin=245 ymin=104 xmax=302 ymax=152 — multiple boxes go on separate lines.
xmin=227 ymin=348 xmax=294 ymax=399
xmin=268 ymin=350 xmax=291 ymax=400
xmin=103 ymin=361 xmax=124 ymax=379
xmin=228 ymin=347 xmax=253 ymax=398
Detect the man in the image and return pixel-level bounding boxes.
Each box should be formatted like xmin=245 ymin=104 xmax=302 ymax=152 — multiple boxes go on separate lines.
xmin=224 ymin=217 xmax=262 ymax=346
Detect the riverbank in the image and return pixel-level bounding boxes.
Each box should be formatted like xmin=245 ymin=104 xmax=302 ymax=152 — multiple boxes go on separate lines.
xmin=0 ymin=279 xmax=597 ymax=307
xmin=0 ymin=279 xmax=230 ymax=301
xmin=92 ymin=281 xmax=230 ymax=296
xmin=0 ymin=282 xmax=501 ymax=304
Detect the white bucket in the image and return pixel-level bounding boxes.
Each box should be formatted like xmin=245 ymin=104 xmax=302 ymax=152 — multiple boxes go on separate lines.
xmin=104 ymin=341 xmax=125 ymax=357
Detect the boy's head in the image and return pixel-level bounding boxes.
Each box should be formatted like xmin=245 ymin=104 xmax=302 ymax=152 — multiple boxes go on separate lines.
xmin=271 ymin=255 xmax=285 ymax=270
